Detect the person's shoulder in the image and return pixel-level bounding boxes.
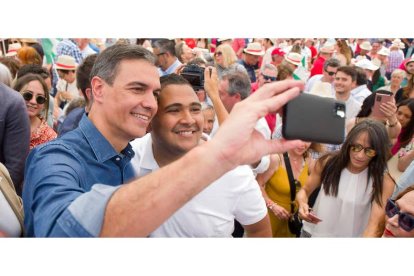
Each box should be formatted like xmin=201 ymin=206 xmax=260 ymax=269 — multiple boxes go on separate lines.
xmin=0 ymin=84 xmax=23 ymax=103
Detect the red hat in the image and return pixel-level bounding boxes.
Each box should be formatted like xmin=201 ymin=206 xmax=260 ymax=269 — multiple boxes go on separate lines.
xmin=184 ymin=38 xmax=196 ymax=49
xmin=271 ymin=48 xmax=286 ymax=57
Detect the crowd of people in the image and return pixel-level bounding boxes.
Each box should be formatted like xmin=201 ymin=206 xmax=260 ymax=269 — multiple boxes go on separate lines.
xmin=1 ymin=37 xmax=414 ymax=238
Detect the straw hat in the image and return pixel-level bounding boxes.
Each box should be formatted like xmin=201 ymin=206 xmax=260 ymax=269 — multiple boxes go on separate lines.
xmin=243 ymin=42 xmax=265 ymax=56
xmin=355 ymin=59 xmax=379 ymax=71
xmin=360 ymin=41 xmax=372 ymax=51
xmin=55 ymin=55 xmax=77 ymax=70
xmin=6 ymin=43 xmax=22 ymax=57
xmin=320 ymin=42 xmax=335 ymax=54
xmin=377 ymin=47 xmax=390 ymax=56
xmin=284 ymin=52 xmax=302 ymax=66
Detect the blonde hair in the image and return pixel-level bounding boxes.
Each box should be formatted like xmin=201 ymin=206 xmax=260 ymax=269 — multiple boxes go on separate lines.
xmin=214 ymin=44 xmax=238 ymax=68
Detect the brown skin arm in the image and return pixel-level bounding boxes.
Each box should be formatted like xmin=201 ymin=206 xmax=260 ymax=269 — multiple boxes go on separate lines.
xmin=243 ymin=215 xmax=272 ymax=237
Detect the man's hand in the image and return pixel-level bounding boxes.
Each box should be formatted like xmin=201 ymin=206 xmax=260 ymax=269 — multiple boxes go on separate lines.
xmin=204 ymin=66 xmax=220 ymax=100
xmin=210 ymin=80 xmax=304 ymax=169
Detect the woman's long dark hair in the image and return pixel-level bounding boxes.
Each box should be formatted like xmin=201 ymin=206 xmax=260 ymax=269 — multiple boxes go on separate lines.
xmin=319 ymin=119 xmax=390 ymax=206
xmin=398 ymin=98 xmax=414 ymax=147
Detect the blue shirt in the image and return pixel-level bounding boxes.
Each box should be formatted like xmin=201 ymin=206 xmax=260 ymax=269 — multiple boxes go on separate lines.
xmin=159 ymin=59 xmax=182 ymax=76
xmin=23 ymin=114 xmax=136 ymax=237
xmin=238 ymin=59 xmax=258 ymax=83
xmin=57 ymin=107 xmax=85 ymax=137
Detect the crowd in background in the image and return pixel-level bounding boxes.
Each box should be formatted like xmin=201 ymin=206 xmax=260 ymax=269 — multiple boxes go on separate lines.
xmin=1 ymin=37 xmax=414 ymax=238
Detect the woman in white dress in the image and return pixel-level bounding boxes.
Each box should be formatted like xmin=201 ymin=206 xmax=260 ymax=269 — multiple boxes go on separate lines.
xmin=296 ymin=119 xmax=395 ymax=237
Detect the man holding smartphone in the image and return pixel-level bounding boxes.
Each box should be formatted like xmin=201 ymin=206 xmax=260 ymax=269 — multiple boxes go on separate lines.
xmin=23 ymin=44 xmax=304 ymax=237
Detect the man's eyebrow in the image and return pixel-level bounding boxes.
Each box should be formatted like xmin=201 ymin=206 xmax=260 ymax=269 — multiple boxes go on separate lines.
xmin=125 ymin=81 xmax=149 ymax=88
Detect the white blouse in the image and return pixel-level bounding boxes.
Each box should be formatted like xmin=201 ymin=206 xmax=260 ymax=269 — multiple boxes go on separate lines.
xmin=303 ymin=167 xmax=373 ymax=237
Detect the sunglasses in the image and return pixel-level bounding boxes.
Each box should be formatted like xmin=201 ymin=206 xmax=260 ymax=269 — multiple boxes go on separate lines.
xmin=350 ymin=144 xmax=376 ymax=158
xmin=262 ymin=73 xmax=277 ymax=82
xmin=22 ymin=91 xmax=47 ymax=104
xmin=214 ymin=51 xmax=223 ymax=57
xmin=325 ymin=69 xmax=336 ymax=76
xmin=386 ymin=199 xmax=414 ymax=232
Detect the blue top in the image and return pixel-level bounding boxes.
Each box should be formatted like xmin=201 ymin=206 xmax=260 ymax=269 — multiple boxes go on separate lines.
xmin=23 ymin=114 xmax=136 ymax=237
xmin=57 ymin=107 xmax=85 ymax=137
xmin=238 ymin=59 xmax=258 ymax=83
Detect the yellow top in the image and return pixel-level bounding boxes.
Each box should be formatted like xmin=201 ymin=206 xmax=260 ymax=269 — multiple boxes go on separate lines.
xmin=265 ymin=158 xmax=309 ymax=237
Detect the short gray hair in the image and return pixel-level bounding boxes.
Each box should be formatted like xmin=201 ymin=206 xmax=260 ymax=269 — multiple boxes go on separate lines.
xmin=323 ymin=58 xmax=341 ymax=71
xmin=90 ymin=44 xmax=156 ymax=86
xmin=221 ymin=68 xmax=251 ymax=100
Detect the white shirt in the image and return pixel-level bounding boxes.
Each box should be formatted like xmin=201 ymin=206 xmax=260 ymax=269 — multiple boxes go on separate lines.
xmin=303 ymin=168 xmax=373 ymax=237
xmin=351 ymin=85 xmax=372 ymax=104
xmin=335 ymin=93 xmax=362 ymax=119
xmin=130 ymin=134 xmax=267 ymax=237
xmin=211 ymin=117 xmax=271 ymax=175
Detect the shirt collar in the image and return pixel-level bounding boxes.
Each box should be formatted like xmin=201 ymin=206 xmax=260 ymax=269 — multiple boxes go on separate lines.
xmin=140 ymin=134 xmax=159 ymax=171
xmin=79 ymin=114 xmax=134 ymax=162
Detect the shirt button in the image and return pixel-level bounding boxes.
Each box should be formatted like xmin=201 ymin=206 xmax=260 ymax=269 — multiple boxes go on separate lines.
xmin=116 ymin=157 xmax=120 ymax=161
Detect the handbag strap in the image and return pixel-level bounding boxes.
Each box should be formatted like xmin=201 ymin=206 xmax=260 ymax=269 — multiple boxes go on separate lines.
xmin=283 ymin=152 xmax=296 ymax=214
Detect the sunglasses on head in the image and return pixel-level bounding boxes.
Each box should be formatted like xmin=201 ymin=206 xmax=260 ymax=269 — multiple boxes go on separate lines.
xmin=386 ymin=199 xmax=414 ymax=232
xmin=22 ymin=91 xmax=47 ymax=104
xmin=262 ymin=73 xmax=277 ymax=82
xmin=214 ymin=51 xmax=223 ymax=57
xmin=324 ymin=69 xmax=336 ymax=76
xmin=350 ymin=144 xmax=376 ymax=158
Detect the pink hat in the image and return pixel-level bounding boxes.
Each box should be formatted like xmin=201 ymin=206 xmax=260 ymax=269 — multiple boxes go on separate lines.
xmin=243 ymin=42 xmax=265 ymax=56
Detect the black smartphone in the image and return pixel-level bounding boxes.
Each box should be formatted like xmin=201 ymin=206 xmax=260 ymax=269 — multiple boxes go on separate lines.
xmin=282 ymin=93 xmax=346 ymax=144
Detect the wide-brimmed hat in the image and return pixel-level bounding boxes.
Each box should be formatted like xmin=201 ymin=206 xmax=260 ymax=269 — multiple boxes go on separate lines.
xmin=6 ymin=43 xmax=22 ymax=57
xmin=217 ymin=38 xmax=231 ymax=42
xmin=284 ymin=52 xmax=302 ymax=66
xmin=360 ymin=41 xmax=372 ymax=51
xmin=243 ymin=42 xmax=265 ymax=56
xmin=55 ymin=55 xmax=77 ymax=70
xmin=355 ymin=58 xmax=379 ymax=71
xmin=271 ymin=47 xmax=286 ymax=57
xmin=377 ymin=47 xmax=390 ymax=56
xmin=320 ymin=42 xmax=335 ymax=54
xmin=391 ymin=39 xmax=405 ymax=49
xmin=19 ymin=38 xmax=38 ymax=44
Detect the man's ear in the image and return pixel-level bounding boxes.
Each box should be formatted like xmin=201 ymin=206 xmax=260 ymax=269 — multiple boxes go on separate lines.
xmin=351 ymin=80 xmax=357 ymax=89
xmin=90 ymin=76 xmax=105 ymax=104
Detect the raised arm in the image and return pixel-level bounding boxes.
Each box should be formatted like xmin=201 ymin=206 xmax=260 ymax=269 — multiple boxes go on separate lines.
xmin=101 ymin=80 xmax=304 ymax=236
xmin=203 ymin=66 xmax=229 ymax=125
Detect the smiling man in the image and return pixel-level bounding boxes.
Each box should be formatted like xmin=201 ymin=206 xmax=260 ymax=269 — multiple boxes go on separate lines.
xmin=130 ymin=74 xmax=271 ymax=237
xmin=333 ymin=66 xmax=362 ymax=119
xmin=23 ymin=44 xmax=304 ymax=237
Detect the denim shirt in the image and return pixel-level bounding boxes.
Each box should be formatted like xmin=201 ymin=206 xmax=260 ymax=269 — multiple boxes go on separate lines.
xmin=23 ymin=114 xmax=136 ymax=237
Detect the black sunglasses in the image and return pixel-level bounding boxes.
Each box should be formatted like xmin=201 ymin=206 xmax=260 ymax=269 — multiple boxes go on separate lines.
xmin=386 ymin=199 xmax=414 ymax=232
xmin=22 ymin=91 xmax=47 ymax=104
xmin=262 ymin=73 xmax=277 ymax=82
xmin=324 ymin=69 xmax=336 ymax=76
